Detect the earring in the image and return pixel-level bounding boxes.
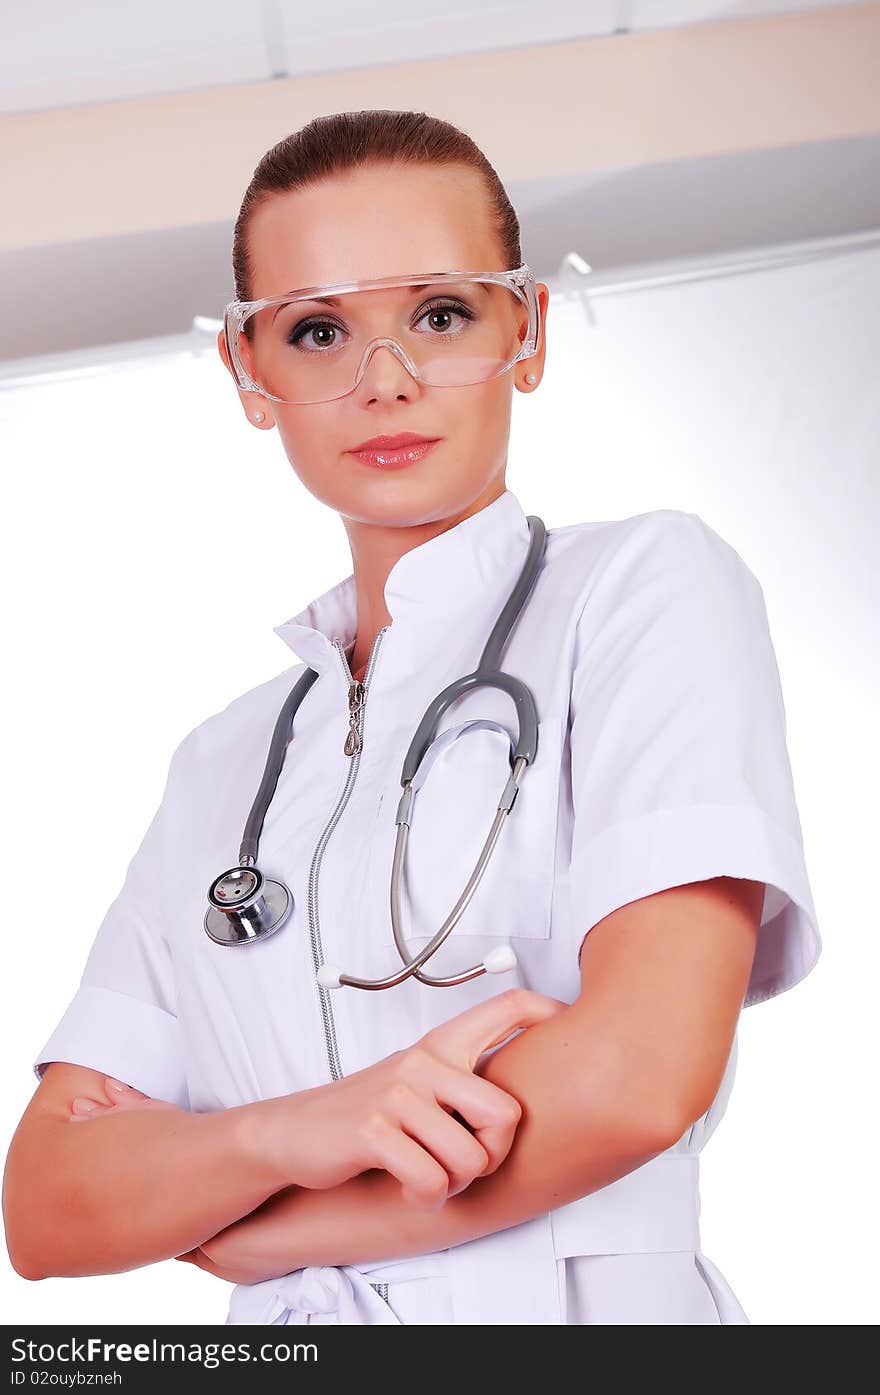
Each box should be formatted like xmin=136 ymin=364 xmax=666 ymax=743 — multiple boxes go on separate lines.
xmin=252 ymin=411 xmax=265 ymax=422
xmin=525 ymin=373 xmax=537 ymax=385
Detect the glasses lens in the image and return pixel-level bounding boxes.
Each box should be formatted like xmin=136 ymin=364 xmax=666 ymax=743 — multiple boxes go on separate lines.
xmin=235 ymin=278 xmax=527 ymax=405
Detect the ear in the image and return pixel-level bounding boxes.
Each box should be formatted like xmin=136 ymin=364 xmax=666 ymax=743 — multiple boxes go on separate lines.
xmin=532 ymin=281 xmax=549 ymax=368
xmin=516 ymin=282 xmax=549 ymax=391
xmin=216 ymin=328 xmax=274 ymax=428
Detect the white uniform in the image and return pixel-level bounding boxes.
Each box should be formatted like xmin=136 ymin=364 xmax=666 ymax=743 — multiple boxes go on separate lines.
xmin=33 ymin=489 xmax=822 ymax=1324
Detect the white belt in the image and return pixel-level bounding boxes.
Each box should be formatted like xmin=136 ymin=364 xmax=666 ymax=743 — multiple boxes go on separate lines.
xmin=226 ymin=1154 xmax=700 ymax=1326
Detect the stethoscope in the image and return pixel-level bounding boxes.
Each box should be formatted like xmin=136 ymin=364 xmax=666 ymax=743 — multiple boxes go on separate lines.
xmin=204 ymin=514 xmax=547 ymax=991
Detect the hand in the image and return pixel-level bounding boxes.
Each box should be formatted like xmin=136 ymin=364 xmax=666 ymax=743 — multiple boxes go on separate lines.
xmin=67 ymin=1076 xmax=183 ymax=1121
xmin=257 ymin=986 xmax=568 ymax=1210
xmin=175 ymin=1188 xmax=300 ymax=1285
xmin=174 ymin=1243 xmax=259 ymax=1284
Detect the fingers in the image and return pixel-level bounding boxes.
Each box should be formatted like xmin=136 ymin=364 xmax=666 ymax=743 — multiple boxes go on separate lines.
xmin=424 ymin=986 xmax=568 ymax=1072
xmin=174 ymin=1247 xmax=227 ymax=1277
xmin=357 ymin=1059 xmax=521 ymax=1204
xmin=392 ymin=1087 xmax=490 ymax=1199
xmin=359 ymin=1114 xmax=452 ymax=1211
xmin=68 ymin=1077 xmax=145 ymax=1119
xmin=67 ymin=1077 xmax=173 ymax=1122
xmin=366 ymin=989 xmax=570 ymax=1198
xmin=69 ymin=1096 xmax=106 ymax=1120
xmin=422 ymin=1056 xmax=522 ymax=1177
xmin=105 ymin=1078 xmax=151 ymax=1101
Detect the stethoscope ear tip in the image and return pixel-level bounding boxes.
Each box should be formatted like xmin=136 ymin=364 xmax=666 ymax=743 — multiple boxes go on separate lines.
xmin=483 ymin=944 xmax=518 ymax=975
xmin=316 ymin=963 xmax=344 ymax=990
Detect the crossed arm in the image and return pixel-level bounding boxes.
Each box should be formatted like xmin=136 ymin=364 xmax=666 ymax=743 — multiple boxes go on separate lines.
xmin=176 ymin=876 xmax=763 ymax=1284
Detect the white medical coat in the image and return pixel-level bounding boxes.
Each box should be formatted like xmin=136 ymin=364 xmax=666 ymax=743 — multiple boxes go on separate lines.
xmin=33 ymin=488 xmax=822 ymax=1324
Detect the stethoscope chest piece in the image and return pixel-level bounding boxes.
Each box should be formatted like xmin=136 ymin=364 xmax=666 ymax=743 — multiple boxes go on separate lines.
xmin=204 ymin=865 xmax=293 ymax=946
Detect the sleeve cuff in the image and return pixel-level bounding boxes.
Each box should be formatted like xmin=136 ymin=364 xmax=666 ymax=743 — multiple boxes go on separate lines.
xmin=33 ymin=984 xmax=189 ymax=1107
xmin=569 ymin=802 xmax=822 ymax=1008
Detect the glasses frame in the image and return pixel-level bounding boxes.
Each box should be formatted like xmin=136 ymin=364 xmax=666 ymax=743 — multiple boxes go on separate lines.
xmin=223 ymin=263 xmax=541 ymax=405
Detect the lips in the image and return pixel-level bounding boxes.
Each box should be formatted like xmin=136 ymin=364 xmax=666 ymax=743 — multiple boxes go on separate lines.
xmin=352 ymin=432 xmax=438 ymax=450
xmin=348 ymin=436 xmax=441 ymax=470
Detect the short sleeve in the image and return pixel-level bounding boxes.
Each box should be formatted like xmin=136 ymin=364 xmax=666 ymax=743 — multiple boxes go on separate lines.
xmin=32 ymin=733 xmax=191 ymax=1105
xmin=568 ymin=510 xmax=821 ymax=1008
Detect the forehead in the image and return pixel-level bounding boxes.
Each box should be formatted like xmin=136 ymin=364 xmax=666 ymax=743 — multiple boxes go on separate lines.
xmin=246 ymin=162 xmax=501 ymax=300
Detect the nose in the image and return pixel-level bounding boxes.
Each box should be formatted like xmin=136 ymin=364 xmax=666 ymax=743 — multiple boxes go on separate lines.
xmin=352 ymin=337 xmax=421 ymax=400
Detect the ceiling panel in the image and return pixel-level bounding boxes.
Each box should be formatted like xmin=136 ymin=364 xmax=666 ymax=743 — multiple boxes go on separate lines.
xmin=3 ymin=1 xmax=864 ymax=116
xmin=274 ymin=1 xmax=618 ymax=75
xmin=627 ymin=1 xmax=857 ymax=28
xmin=0 ymin=0 xmax=271 ymax=115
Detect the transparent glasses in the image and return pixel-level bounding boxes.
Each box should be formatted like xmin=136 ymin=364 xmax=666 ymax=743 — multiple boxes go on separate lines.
xmin=223 ymin=264 xmax=541 ymax=406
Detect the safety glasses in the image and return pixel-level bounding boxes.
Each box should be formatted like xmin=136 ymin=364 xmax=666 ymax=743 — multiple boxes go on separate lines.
xmin=223 ymin=264 xmax=541 ymax=405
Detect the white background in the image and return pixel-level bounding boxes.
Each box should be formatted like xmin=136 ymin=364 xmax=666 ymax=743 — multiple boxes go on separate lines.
xmin=1 ymin=239 xmax=877 ymax=1325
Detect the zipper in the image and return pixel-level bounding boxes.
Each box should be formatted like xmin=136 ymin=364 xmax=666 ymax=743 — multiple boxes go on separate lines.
xmin=344 ymin=675 xmax=365 ymax=756
xmin=306 ymin=624 xmax=391 ymax=1082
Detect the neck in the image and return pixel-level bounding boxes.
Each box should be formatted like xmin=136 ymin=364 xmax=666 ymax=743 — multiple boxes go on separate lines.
xmin=341 ymin=479 xmax=507 ymax=679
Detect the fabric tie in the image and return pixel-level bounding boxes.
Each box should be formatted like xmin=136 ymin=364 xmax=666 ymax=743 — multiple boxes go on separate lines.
xmin=226 ymin=1255 xmax=446 ymax=1325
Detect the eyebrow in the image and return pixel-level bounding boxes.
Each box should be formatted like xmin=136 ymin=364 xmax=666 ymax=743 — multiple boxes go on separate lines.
xmin=271 ymin=280 xmax=492 ymax=315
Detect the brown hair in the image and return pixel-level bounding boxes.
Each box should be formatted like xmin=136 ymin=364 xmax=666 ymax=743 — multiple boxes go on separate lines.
xmin=231 ymin=109 xmax=522 ymax=305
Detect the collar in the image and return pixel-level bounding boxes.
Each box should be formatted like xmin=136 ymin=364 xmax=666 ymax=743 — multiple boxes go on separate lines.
xmin=272 ymin=488 xmax=532 ymax=675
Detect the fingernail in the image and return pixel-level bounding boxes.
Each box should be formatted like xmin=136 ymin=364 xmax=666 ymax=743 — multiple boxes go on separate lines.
xmin=71 ymin=1097 xmax=100 ymax=1114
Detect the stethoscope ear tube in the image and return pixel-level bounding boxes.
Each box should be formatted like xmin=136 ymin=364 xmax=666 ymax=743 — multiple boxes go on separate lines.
xmin=399 ymin=672 xmax=538 ymax=787
xmin=239 ymin=666 xmax=321 ymax=866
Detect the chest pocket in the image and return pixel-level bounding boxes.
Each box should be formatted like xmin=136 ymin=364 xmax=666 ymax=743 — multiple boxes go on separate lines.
xmin=365 ymin=713 xmax=563 ymax=958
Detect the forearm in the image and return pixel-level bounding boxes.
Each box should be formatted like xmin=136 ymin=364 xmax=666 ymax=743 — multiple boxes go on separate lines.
xmin=5 ymin=1100 xmax=285 ymax=1280
xmin=204 ymin=1000 xmax=683 ymax=1280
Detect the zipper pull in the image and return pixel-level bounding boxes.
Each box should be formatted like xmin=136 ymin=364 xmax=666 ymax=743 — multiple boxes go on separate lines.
xmin=344 ymin=679 xmax=365 ymax=757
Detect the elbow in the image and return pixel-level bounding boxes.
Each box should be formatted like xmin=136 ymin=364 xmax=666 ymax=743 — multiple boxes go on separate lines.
xmin=642 ymin=1101 xmax=692 ymax=1154
xmin=4 ymin=1208 xmax=52 ymax=1282
xmin=3 ymin=1199 xmax=50 ymax=1282
xmin=594 ymin=1061 xmax=715 ymax=1158
xmin=603 ymin=1053 xmax=732 ymax=1156
xmin=8 ymin=1248 xmax=48 ymax=1282
xmin=548 ymin=1093 xmax=686 ymax=1206
xmin=662 ymin=1071 xmax=729 ymax=1145
xmin=621 ymin=1103 xmax=689 ymax=1160
xmin=4 ymin=1161 xmax=58 ymax=1282
xmin=6 ymin=1211 xmax=81 ymax=1282
xmin=587 ymin=1087 xmax=693 ymax=1166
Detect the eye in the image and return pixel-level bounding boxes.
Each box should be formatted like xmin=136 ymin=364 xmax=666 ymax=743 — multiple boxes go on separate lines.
xmin=415 ymin=299 xmax=476 ymax=336
xmin=286 ymin=317 xmax=348 ymax=351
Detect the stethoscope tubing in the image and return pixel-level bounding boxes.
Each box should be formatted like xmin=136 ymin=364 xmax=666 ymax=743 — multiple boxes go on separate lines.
xmin=205 ymin=514 xmax=547 ymax=991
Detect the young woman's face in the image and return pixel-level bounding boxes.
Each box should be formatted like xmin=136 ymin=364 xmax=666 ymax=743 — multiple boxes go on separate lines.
xmin=220 ymin=162 xmax=547 ymax=528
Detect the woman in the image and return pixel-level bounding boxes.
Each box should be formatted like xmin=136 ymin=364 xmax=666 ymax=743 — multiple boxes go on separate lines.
xmin=6 ymin=110 xmax=821 ymax=1324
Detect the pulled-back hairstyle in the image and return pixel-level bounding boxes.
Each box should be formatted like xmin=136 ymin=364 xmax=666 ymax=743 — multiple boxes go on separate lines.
xmin=231 ymin=109 xmax=522 ymax=303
